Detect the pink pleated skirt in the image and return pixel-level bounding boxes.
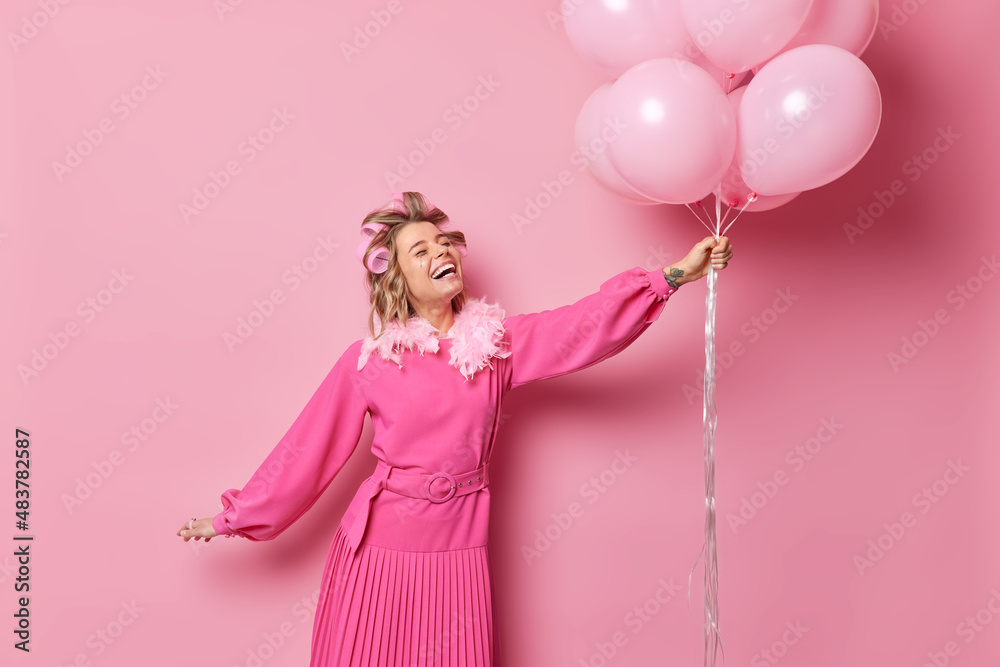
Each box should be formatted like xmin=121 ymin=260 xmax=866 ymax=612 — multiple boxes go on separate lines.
xmin=310 ymin=524 xmax=500 ymax=666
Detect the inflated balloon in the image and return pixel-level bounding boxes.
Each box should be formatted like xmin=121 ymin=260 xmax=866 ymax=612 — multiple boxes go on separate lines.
xmin=757 ymin=0 xmax=879 ymax=70
xmin=603 ymin=58 xmax=736 ymax=204
xmin=737 ymin=44 xmax=881 ymax=195
xmin=679 ymin=0 xmax=814 ymax=74
xmin=693 ymin=51 xmax=750 ymax=92
xmin=560 ymin=12 xmax=882 ymax=667
xmin=719 ymin=184 xmax=801 ymax=212
xmin=563 ymin=0 xmax=701 ymax=79
xmin=717 ymin=86 xmax=802 ymax=211
xmin=575 ymin=83 xmax=662 ymax=206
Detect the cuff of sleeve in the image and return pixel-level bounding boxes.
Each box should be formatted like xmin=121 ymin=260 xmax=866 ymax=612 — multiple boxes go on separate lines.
xmin=649 ymin=267 xmax=679 ymax=300
xmin=212 ymin=513 xmax=235 ymax=539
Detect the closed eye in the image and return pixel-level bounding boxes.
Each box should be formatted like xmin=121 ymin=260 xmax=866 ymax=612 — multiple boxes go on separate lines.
xmin=416 ymin=242 xmax=451 ymax=257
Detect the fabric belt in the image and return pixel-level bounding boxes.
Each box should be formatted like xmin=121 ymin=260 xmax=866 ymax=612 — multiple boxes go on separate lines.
xmin=345 ymin=459 xmax=489 ymax=553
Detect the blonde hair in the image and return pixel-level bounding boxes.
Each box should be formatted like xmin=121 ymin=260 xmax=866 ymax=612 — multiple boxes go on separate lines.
xmin=360 ymin=192 xmax=468 ymax=340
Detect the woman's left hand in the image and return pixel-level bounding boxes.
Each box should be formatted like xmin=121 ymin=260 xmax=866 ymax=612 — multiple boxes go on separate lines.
xmin=664 ymin=236 xmax=733 ymax=287
xmin=176 ymin=517 xmax=218 ymax=542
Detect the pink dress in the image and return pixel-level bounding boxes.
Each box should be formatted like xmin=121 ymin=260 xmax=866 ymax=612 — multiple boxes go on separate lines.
xmin=212 ymin=267 xmax=678 ymax=666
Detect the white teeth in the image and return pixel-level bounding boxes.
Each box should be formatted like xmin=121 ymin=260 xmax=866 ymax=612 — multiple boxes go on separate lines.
xmin=432 ymin=263 xmax=455 ymax=279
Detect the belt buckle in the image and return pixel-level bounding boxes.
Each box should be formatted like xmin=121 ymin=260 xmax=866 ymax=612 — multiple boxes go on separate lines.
xmin=424 ymin=472 xmax=457 ymax=503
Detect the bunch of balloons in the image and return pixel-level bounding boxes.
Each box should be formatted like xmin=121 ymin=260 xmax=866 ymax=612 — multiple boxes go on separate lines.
xmin=569 ymin=0 xmax=882 ymax=215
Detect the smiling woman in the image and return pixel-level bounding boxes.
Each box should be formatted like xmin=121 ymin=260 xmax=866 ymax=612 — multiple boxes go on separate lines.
xmin=358 ymin=192 xmax=470 ymax=340
xmin=391 ymin=222 xmax=466 ymax=335
xmin=177 ymin=191 xmax=732 ymax=666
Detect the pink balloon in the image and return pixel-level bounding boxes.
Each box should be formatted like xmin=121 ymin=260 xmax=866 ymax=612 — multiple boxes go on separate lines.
xmin=757 ymin=0 xmax=879 ymax=70
xmin=737 ymin=44 xmax=881 ymax=195
xmin=692 ymin=51 xmax=750 ymax=92
xmin=718 ymin=186 xmax=802 ymax=212
xmin=604 ymin=58 xmax=736 ymax=204
xmin=680 ymin=0 xmax=814 ymax=74
xmin=717 ymin=86 xmax=802 ymax=212
xmin=563 ymin=0 xmax=701 ymax=79
xmin=574 ymin=83 xmax=662 ymax=206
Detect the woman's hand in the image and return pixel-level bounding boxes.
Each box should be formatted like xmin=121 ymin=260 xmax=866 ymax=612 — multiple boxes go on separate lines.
xmin=177 ymin=517 xmax=219 ymax=542
xmin=663 ymin=236 xmax=733 ymax=288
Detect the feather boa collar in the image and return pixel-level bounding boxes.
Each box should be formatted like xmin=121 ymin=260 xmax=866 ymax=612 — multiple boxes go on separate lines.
xmin=357 ymin=297 xmax=511 ymax=382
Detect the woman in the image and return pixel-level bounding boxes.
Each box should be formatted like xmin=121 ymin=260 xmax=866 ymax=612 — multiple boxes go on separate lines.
xmin=177 ymin=191 xmax=733 ymax=666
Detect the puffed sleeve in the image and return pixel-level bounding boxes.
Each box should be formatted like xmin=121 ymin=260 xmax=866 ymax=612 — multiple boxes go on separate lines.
xmin=212 ymin=343 xmax=369 ymax=541
xmin=503 ymin=267 xmax=678 ymax=390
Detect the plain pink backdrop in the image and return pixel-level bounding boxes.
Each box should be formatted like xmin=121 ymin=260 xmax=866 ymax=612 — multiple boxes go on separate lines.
xmin=4 ymin=1 xmax=999 ymax=666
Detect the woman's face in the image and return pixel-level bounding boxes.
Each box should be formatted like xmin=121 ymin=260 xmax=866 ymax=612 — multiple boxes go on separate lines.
xmin=395 ymin=221 xmax=464 ymax=309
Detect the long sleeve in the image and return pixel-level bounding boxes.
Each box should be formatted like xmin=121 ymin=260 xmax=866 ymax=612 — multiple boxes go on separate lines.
xmin=212 ymin=343 xmax=369 ymax=541
xmin=503 ymin=267 xmax=678 ymax=390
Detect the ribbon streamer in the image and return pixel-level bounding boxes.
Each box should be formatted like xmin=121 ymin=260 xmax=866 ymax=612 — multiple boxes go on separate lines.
xmin=686 ymin=190 xmax=754 ymax=667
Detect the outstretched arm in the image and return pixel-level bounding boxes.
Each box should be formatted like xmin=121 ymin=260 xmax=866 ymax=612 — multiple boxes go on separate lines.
xmin=502 ymin=236 xmax=734 ymax=391
xmin=177 ymin=343 xmax=369 ymax=543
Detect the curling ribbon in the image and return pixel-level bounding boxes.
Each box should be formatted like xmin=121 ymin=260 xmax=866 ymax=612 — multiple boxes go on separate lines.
xmin=684 ymin=189 xmax=755 ymax=667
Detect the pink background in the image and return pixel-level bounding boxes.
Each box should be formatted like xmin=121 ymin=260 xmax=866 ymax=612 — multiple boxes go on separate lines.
xmin=4 ymin=1 xmax=999 ymax=665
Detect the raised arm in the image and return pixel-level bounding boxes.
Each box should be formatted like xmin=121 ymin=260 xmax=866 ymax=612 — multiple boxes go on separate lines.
xmin=502 ymin=267 xmax=678 ymax=390
xmin=211 ymin=342 xmax=369 ymax=541
xmin=501 ymin=236 xmax=732 ymax=390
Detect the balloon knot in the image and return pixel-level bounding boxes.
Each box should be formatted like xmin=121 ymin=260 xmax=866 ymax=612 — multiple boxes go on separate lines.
xmin=748 ymin=192 xmax=758 ymax=202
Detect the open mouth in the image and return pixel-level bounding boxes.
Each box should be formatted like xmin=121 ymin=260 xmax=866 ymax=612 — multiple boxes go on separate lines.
xmin=431 ymin=263 xmax=458 ymax=280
